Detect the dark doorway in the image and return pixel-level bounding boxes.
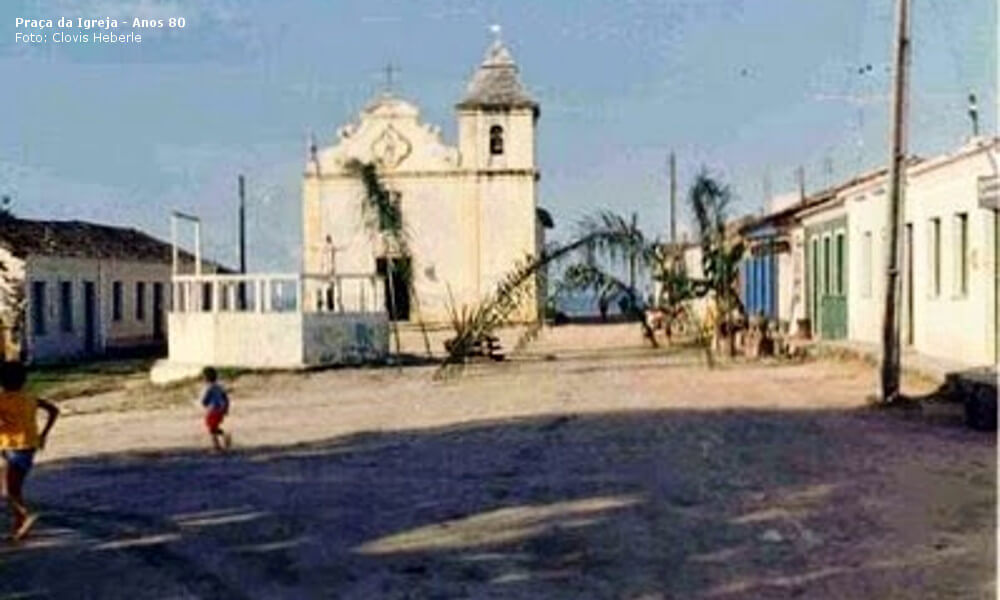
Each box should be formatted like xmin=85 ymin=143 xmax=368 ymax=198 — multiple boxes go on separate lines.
xmin=83 ymin=281 xmax=97 ymax=354
xmin=153 ymin=282 xmax=165 ymax=341
xmin=376 ymin=257 xmax=411 ymax=321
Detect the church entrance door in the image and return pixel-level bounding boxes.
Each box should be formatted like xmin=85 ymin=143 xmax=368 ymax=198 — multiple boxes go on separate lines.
xmin=376 ymin=257 xmax=411 ymax=321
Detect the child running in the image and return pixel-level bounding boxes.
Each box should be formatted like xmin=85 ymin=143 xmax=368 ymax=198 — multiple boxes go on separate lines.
xmin=0 ymin=361 xmax=59 ymax=541
xmin=200 ymin=367 xmax=232 ymax=452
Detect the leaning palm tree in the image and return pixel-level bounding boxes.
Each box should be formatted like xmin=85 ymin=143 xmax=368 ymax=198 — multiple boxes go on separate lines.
xmin=438 ymin=210 xmax=655 ymax=376
xmin=344 ymin=159 xmax=432 ymax=358
xmin=555 ymin=211 xmax=660 ymax=346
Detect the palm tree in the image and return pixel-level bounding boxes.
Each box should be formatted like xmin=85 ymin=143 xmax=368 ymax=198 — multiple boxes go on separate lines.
xmin=439 ymin=210 xmax=658 ymax=375
xmin=687 ymin=170 xmax=745 ymax=356
xmin=556 ymin=211 xmax=659 ymax=346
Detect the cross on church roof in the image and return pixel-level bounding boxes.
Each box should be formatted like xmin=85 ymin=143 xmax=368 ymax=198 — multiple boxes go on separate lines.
xmin=382 ymin=63 xmax=400 ymax=94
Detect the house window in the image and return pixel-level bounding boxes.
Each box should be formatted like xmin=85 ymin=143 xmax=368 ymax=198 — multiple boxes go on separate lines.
xmin=835 ymin=232 xmax=845 ymax=295
xmin=30 ymin=281 xmax=46 ymax=336
xmin=954 ymin=213 xmax=968 ymax=296
xmin=136 ymin=281 xmax=146 ymax=320
xmin=489 ymin=125 xmax=504 ymax=155
xmin=929 ymin=218 xmax=941 ymax=297
xmin=112 ymin=281 xmax=123 ymax=321
xmin=60 ymin=281 xmax=73 ymax=333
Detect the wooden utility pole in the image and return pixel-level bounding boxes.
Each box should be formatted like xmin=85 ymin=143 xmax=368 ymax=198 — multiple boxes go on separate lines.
xmin=238 ymin=175 xmax=247 ymax=274
xmin=238 ymin=175 xmax=247 ymax=309
xmin=880 ymin=0 xmax=911 ymax=403
xmin=669 ymin=152 xmax=677 ymax=243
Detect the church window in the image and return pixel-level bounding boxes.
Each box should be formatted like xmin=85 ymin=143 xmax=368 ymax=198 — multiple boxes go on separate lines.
xmin=489 ymin=125 xmax=504 ymax=155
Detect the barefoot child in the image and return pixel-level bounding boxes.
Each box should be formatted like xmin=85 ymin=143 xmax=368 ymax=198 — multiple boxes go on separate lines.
xmin=0 ymin=361 xmax=59 ymax=541
xmin=200 ymin=367 xmax=231 ymax=452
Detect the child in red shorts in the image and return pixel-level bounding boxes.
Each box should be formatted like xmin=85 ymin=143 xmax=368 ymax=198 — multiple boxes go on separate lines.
xmin=200 ymin=367 xmax=231 ymax=452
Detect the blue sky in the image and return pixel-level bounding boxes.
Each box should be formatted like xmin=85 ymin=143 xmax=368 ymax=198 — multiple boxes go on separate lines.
xmin=2 ymin=0 xmax=996 ymax=271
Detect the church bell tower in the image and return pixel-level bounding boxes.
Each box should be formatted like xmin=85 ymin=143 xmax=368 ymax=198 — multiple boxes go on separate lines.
xmin=456 ymin=26 xmax=539 ymax=172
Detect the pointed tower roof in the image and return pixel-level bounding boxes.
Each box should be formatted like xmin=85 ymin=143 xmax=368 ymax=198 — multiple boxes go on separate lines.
xmin=457 ymin=28 xmax=538 ymax=112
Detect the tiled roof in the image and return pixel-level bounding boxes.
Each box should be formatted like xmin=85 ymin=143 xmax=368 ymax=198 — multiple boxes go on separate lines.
xmin=457 ymin=40 xmax=537 ymax=111
xmin=0 ymin=217 xmax=204 ymax=266
xmin=739 ymin=161 xmax=920 ymax=234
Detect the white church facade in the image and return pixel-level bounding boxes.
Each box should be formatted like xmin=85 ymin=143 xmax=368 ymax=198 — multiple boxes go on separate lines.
xmin=302 ymin=34 xmax=549 ymax=324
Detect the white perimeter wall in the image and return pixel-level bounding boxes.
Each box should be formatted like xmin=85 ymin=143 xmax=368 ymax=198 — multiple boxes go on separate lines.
xmin=168 ymin=311 xmax=389 ymax=369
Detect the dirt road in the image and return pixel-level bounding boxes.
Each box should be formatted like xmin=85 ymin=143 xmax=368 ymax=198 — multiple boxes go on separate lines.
xmin=1 ymin=325 xmax=994 ymax=599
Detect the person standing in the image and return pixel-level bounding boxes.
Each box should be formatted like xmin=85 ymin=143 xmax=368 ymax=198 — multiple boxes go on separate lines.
xmin=200 ymin=367 xmax=232 ymax=453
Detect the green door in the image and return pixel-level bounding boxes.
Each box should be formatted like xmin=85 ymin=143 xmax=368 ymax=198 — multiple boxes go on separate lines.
xmin=819 ymin=232 xmax=848 ymax=339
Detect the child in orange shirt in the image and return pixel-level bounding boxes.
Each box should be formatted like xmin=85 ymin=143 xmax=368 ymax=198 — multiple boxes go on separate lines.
xmin=0 ymin=361 xmax=59 ymax=541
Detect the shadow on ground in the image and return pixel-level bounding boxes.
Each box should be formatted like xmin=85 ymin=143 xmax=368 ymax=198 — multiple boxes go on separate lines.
xmin=1 ymin=407 xmax=995 ymax=599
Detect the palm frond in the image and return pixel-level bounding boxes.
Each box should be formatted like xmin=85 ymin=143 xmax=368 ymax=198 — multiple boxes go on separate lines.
xmin=344 ymin=158 xmax=437 ymax=358
xmin=344 ymin=159 xmax=405 ymax=242
xmin=439 ymin=208 xmax=674 ymax=373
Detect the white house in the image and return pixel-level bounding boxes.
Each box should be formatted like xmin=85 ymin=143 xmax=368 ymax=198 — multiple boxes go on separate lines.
xmin=0 ymin=217 xmax=215 ymax=363
xmin=845 ymin=137 xmax=999 ymax=366
xmin=302 ymin=31 xmax=546 ymax=325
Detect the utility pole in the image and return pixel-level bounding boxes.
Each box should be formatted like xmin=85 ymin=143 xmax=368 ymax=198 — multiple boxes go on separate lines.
xmin=238 ymin=175 xmax=247 ymax=309
xmin=238 ymin=175 xmax=247 ymax=274
xmin=669 ymin=152 xmax=677 ymax=244
xmin=795 ymin=166 xmax=806 ymax=201
xmin=880 ymin=0 xmax=911 ymax=403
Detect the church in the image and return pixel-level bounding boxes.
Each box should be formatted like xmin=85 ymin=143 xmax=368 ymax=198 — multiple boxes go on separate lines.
xmin=302 ymin=31 xmax=550 ymax=324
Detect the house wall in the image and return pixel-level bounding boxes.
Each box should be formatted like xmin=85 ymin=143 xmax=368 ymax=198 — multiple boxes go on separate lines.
xmin=788 ymin=227 xmax=808 ymax=332
xmin=847 ymin=141 xmax=999 ymax=366
xmin=681 ymin=245 xmax=713 ymax=324
xmin=777 ymin=247 xmax=796 ymax=326
xmin=22 ymin=255 xmax=173 ymax=363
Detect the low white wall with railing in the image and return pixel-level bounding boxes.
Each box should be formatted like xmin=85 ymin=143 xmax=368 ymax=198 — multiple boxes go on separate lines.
xmin=162 ymin=273 xmax=389 ymax=371
xmin=170 ymin=272 xmax=386 ymax=315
